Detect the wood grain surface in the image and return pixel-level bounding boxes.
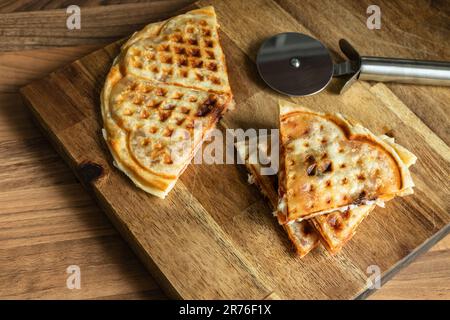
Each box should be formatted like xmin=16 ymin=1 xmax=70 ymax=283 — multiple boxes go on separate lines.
xmin=0 ymin=0 xmax=192 ymax=51
xmin=0 ymin=0 xmax=449 ymax=299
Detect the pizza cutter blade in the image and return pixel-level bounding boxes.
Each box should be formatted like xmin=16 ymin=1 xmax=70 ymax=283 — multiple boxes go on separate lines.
xmin=256 ymin=32 xmax=333 ymax=97
xmin=256 ymin=32 xmax=450 ymax=97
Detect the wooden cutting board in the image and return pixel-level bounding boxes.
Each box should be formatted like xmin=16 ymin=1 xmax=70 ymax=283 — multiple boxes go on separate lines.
xmin=20 ymin=0 xmax=450 ymax=299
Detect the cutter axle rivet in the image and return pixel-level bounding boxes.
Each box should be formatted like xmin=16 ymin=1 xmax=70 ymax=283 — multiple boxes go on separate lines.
xmin=290 ymin=57 xmax=301 ymax=68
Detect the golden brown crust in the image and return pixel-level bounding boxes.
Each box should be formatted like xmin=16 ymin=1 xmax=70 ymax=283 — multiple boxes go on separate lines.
xmin=283 ymin=222 xmax=320 ymax=257
xmin=121 ymin=6 xmax=231 ymax=94
xmin=311 ymin=205 xmax=374 ymax=254
xmin=278 ymin=100 xmax=415 ymax=222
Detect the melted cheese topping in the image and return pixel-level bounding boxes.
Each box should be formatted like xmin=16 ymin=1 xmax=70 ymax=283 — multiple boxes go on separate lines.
xmin=285 ymin=199 xmax=383 ymax=223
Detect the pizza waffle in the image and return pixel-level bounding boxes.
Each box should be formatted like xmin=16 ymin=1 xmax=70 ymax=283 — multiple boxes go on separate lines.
xmin=277 ymin=100 xmax=416 ymax=223
xmin=101 ymin=6 xmax=233 ymax=198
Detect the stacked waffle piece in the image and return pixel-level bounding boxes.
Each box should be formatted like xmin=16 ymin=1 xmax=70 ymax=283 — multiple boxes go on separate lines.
xmin=236 ymin=100 xmax=416 ymax=256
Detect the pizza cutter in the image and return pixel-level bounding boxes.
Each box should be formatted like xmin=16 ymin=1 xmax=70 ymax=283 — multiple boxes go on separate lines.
xmin=256 ymin=32 xmax=450 ymax=96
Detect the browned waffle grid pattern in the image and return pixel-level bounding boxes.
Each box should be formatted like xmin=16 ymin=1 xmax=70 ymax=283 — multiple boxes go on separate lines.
xmin=124 ymin=18 xmax=228 ymax=93
xmin=111 ymin=77 xmax=226 ymax=166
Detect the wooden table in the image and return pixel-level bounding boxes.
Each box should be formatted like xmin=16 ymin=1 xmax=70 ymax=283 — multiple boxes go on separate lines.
xmin=0 ymin=0 xmax=448 ymax=299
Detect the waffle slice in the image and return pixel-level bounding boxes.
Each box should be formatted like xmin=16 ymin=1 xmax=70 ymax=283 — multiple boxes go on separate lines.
xmin=277 ymin=100 xmax=416 ymax=223
xmin=122 ymin=6 xmax=231 ymax=94
xmin=311 ymin=205 xmax=374 ymax=254
xmin=235 ymin=138 xmax=320 ymax=257
xmin=101 ymin=6 xmax=233 ymax=198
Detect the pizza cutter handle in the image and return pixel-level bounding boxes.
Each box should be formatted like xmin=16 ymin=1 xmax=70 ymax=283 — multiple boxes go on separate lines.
xmin=358 ymin=56 xmax=450 ymax=85
xmin=337 ymin=39 xmax=450 ymax=93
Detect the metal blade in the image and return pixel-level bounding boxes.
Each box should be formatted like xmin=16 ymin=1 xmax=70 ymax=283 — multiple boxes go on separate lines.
xmin=256 ymin=33 xmax=334 ymax=97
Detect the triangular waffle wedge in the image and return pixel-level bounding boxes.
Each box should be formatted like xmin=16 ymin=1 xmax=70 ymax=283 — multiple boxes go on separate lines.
xmin=312 ymin=135 xmax=415 ymax=254
xmin=311 ymin=205 xmax=374 ymax=254
xmin=277 ymin=100 xmax=416 ymax=223
xmin=101 ymin=6 xmax=233 ymax=198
